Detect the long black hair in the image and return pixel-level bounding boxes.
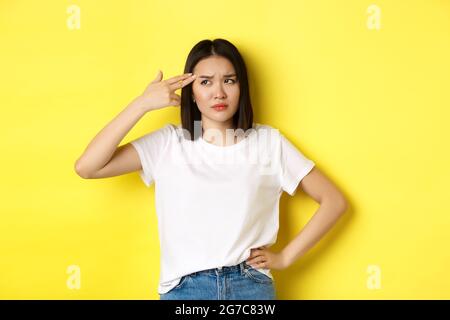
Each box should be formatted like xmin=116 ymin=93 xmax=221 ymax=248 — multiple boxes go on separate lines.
xmin=180 ymin=38 xmax=254 ymax=140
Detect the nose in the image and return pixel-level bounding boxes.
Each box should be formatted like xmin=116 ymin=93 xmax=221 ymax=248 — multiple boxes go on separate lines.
xmin=213 ymin=82 xmax=226 ymax=99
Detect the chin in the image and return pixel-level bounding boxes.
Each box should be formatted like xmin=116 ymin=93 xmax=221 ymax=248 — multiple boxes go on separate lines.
xmin=204 ymin=112 xmax=233 ymax=122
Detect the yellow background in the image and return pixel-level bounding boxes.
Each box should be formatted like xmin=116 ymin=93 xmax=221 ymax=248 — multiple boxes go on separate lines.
xmin=1 ymin=0 xmax=449 ymax=299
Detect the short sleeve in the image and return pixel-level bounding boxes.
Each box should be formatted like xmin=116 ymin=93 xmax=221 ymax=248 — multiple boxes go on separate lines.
xmin=130 ymin=124 xmax=173 ymax=187
xmin=280 ymin=134 xmax=315 ymax=196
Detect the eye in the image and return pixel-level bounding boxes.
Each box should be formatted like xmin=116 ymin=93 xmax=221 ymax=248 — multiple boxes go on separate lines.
xmin=200 ymin=79 xmax=237 ymax=85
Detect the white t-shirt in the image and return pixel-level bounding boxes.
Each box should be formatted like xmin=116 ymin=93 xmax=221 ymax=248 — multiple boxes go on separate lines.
xmin=130 ymin=122 xmax=315 ymax=294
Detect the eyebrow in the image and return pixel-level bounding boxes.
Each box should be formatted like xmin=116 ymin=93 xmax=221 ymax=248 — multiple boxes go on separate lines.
xmin=198 ymin=73 xmax=237 ymax=79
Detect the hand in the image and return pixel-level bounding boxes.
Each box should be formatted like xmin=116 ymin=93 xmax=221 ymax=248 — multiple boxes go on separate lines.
xmin=133 ymin=70 xmax=197 ymax=112
xmin=245 ymin=246 xmax=289 ymax=271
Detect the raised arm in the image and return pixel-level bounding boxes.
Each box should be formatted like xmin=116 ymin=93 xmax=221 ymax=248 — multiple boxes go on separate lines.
xmin=74 ymin=70 xmax=197 ymax=178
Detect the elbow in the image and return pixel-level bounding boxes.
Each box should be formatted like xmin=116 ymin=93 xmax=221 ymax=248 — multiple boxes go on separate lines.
xmin=74 ymin=160 xmax=91 ymax=179
xmin=323 ymin=193 xmax=348 ymax=215
xmin=340 ymin=197 xmax=348 ymax=214
xmin=335 ymin=195 xmax=348 ymax=215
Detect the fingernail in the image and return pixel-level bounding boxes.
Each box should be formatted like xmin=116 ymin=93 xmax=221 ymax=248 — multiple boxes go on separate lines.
xmin=188 ymin=73 xmax=193 ymax=75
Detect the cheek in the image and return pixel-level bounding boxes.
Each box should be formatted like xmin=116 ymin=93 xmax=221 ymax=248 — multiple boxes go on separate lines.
xmin=230 ymin=87 xmax=240 ymax=104
xmin=194 ymin=89 xmax=210 ymax=102
xmin=230 ymin=86 xmax=240 ymax=98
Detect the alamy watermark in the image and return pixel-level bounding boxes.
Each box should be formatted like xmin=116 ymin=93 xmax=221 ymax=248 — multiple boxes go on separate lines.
xmin=171 ymin=121 xmax=281 ymax=176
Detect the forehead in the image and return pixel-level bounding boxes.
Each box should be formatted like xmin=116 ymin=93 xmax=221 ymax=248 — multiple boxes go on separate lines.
xmin=193 ymin=56 xmax=235 ymax=75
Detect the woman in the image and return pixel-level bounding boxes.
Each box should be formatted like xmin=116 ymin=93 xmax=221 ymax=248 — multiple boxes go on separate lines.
xmin=75 ymin=38 xmax=348 ymax=300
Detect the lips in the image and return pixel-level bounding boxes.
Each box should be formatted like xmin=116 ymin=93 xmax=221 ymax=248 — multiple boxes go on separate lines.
xmin=212 ymin=103 xmax=228 ymax=108
xmin=212 ymin=103 xmax=228 ymax=112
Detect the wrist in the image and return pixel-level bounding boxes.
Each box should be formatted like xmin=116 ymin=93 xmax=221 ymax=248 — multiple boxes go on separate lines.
xmin=281 ymin=248 xmax=300 ymax=268
xmin=128 ymin=96 xmax=151 ymax=115
xmin=280 ymin=250 xmax=291 ymax=268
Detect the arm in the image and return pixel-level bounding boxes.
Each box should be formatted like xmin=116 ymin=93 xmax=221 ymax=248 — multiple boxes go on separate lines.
xmin=74 ymin=100 xmax=147 ymax=178
xmin=281 ymin=167 xmax=348 ymax=267
xmin=74 ymin=71 xmax=196 ymax=178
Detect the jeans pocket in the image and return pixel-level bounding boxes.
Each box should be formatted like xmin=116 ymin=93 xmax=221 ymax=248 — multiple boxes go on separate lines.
xmin=174 ymin=274 xmax=191 ymax=290
xmin=243 ymin=266 xmax=273 ymax=284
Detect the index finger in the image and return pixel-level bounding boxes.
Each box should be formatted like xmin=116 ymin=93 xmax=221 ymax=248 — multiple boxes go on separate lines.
xmin=169 ymin=74 xmax=197 ymax=90
xmin=167 ymin=73 xmax=195 ymax=85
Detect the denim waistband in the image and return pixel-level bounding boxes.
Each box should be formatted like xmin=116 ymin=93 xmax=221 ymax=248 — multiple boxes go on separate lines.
xmin=190 ymin=261 xmax=249 ymax=276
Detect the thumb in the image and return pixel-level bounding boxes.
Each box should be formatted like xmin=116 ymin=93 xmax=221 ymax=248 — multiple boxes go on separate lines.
xmin=151 ymin=70 xmax=163 ymax=83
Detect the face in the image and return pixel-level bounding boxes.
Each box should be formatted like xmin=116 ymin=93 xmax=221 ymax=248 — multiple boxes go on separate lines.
xmin=191 ymin=55 xmax=240 ymax=127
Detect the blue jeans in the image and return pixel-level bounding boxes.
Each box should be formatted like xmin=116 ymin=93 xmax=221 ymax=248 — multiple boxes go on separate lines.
xmin=159 ymin=261 xmax=276 ymax=300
